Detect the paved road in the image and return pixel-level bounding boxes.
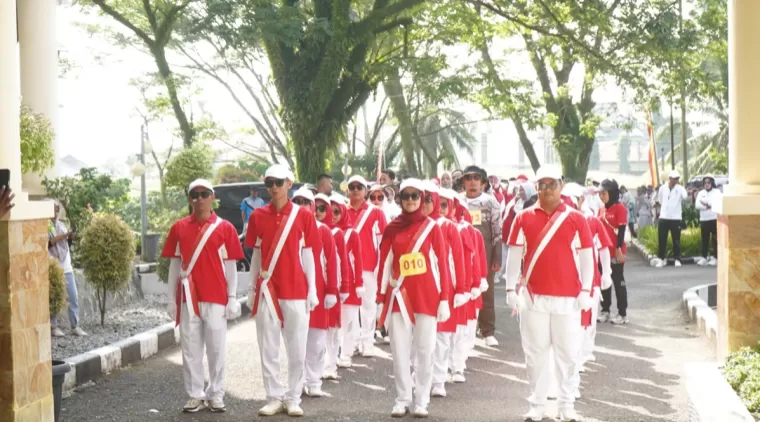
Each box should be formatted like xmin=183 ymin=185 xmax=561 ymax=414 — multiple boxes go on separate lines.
xmin=61 ymin=255 xmax=716 ymax=422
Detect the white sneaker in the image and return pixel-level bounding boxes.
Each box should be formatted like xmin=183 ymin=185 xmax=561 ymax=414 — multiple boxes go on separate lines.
xmin=304 ymin=386 xmax=325 ymax=397
xmin=655 ymin=259 xmax=666 ymax=268
xmin=323 ymin=371 xmax=339 ymax=380
xmin=431 ymin=384 xmax=447 ymax=397
xmin=559 ymin=407 xmax=579 ymax=421
xmin=360 ymin=345 xmax=375 ymax=357
xmin=674 ymin=260 xmax=682 ymax=267
xmin=337 ymin=357 xmax=352 ymax=368
xmin=413 ymin=405 xmax=429 ymax=418
xmin=286 ymin=402 xmax=304 ymax=416
xmin=696 ymin=257 xmax=708 ymax=266
xmin=611 ymin=314 xmax=630 ymax=325
xmin=182 ymin=398 xmax=206 ymax=413
xmin=708 ymin=256 xmax=717 ymax=266
xmin=51 ymin=327 xmax=66 ymax=337
xmin=383 ymin=335 xmax=390 ymax=343
xmin=484 ymin=336 xmax=499 ymax=347
xmin=597 ymin=311 xmax=610 ymax=323
xmin=71 ymin=327 xmax=88 ymax=336
xmin=452 ymin=372 xmax=466 ymax=383
xmin=391 ymin=404 xmax=409 ymax=417
xmin=208 ymin=397 xmax=225 ymax=413
xmin=258 ymin=400 xmax=285 ymax=416
xmin=523 ymin=406 xmax=545 ymax=422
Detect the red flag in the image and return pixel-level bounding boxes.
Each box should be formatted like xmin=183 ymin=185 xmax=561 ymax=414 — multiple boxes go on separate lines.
xmin=647 ymin=110 xmax=659 ymax=187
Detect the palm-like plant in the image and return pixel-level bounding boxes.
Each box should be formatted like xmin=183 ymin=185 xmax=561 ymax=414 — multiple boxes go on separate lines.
xmin=414 ymin=108 xmax=477 ymax=178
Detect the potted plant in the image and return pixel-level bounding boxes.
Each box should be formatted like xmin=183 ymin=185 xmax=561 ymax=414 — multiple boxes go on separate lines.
xmin=49 ymin=257 xmax=71 ymax=422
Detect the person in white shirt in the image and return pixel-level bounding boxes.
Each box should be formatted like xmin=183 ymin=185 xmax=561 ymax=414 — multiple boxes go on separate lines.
xmin=652 ymin=171 xmax=688 ymax=268
xmin=695 ymin=175 xmax=722 ymax=266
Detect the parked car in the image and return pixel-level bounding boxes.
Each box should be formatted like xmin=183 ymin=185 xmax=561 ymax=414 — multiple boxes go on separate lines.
xmin=214 ymin=181 xmax=304 ymax=271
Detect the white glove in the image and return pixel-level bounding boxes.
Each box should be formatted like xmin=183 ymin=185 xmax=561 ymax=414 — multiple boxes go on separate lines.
xmin=453 ymin=293 xmax=467 ymax=308
xmin=166 ymin=302 xmax=177 ymax=321
xmin=355 ymin=286 xmax=366 ymax=296
xmin=324 ymin=294 xmax=338 ymax=309
xmin=471 ymin=287 xmax=481 ymax=299
xmin=506 ymin=290 xmax=518 ymax=311
xmin=307 ymin=289 xmax=319 ymax=312
xmin=577 ymin=290 xmax=593 ymax=311
xmin=601 ymin=274 xmax=613 ymax=290
xmin=225 ymin=297 xmax=241 ymax=320
xmin=436 ymin=300 xmax=450 ymax=323
xmin=340 ymin=293 xmax=349 ymax=303
xmin=246 ymin=283 xmax=256 ymax=310
xmin=464 ymin=291 xmax=472 ymax=302
xmin=479 ymin=278 xmax=488 ymax=293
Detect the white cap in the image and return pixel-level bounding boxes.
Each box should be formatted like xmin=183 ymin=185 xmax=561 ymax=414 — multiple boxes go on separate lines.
xmin=314 ymin=193 xmax=330 ymax=204
xmin=400 ymin=178 xmax=425 ymax=193
xmin=535 ymin=165 xmax=563 ymax=181
xmin=292 ymin=188 xmax=314 ymax=202
xmin=562 ymin=182 xmax=585 ymax=199
xmin=188 ymin=179 xmax=214 ymax=193
xmin=329 ymin=193 xmax=347 ymax=205
xmin=438 ymin=188 xmax=455 ymax=200
xmin=668 ymin=170 xmax=680 ymax=179
xmin=422 ymin=180 xmax=439 ymax=194
xmin=265 ymin=164 xmax=295 ymax=181
xmin=368 ymin=183 xmax=384 ymax=193
xmin=347 ymin=175 xmax=368 ymax=187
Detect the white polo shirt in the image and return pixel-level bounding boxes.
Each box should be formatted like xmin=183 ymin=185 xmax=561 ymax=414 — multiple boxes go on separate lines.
xmin=657 ymin=183 xmax=688 ymax=220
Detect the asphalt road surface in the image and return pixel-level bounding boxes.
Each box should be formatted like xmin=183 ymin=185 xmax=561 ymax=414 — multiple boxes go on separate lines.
xmin=61 ymin=255 xmax=716 ymax=422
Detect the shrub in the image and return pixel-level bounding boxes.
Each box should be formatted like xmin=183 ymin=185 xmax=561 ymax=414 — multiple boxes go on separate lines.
xmin=638 ymin=225 xmax=702 ymax=258
xmin=78 ymin=214 xmax=136 ymax=326
xmin=164 ymin=143 xmax=215 ymax=191
xmin=20 ymin=106 xmax=56 ymax=175
xmin=724 ymin=345 xmax=760 ymax=417
xmin=156 ymin=232 xmax=170 ymax=283
xmin=48 ymin=257 xmax=67 ymax=317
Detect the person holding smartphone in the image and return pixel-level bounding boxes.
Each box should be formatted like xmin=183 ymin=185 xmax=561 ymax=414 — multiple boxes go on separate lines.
xmin=0 ymin=185 xmax=14 ymax=218
xmin=48 ymin=200 xmax=88 ymax=337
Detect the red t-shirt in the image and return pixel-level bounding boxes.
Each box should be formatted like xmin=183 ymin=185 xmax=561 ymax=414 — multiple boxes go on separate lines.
xmin=161 ymin=213 xmax=244 ymax=305
xmin=310 ymin=222 xmax=338 ymax=329
xmin=585 ymin=216 xmax=613 ymax=288
xmin=508 ymin=203 xmax=594 ymax=297
xmin=244 ymin=201 xmax=321 ymax=300
xmin=346 ymin=202 xmax=387 ymax=272
xmin=598 ymin=202 xmax=627 ymax=255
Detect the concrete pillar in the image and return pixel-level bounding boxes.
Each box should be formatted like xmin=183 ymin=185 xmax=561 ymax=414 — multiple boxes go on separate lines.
xmin=714 ymin=0 xmax=760 ymax=360
xmin=0 ymin=2 xmax=56 ymax=421
xmin=18 ymin=0 xmax=59 ymax=197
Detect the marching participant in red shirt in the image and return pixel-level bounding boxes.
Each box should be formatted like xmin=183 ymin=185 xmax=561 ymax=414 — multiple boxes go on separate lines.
xmin=504 ymin=165 xmax=595 ymax=422
xmin=422 ymin=182 xmax=467 ymax=398
xmin=244 ymin=165 xmax=322 ymax=417
xmin=331 ymin=195 xmax=365 ymax=368
xmin=314 ymin=193 xmax=350 ymax=380
xmin=456 ymin=196 xmax=487 ymax=363
xmin=597 ymin=179 xmax=630 ymax=325
xmin=162 ymin=179 xmax=244 ymax=414
xmin=375 ymin=178 xmax=451 ymax=418
xmin=345 ymin=175 xmax=387 ymax=357
xmin=292 ymin=189 xmax=339 ymax=398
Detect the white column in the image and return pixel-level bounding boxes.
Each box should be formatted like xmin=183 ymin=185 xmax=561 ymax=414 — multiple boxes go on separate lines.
xmin=715 ymin=0 xmax=760 ymax=215
xmin=18 ymin=0 xmax=59 ymax=196
xmin=0 ymin=0 xmax=23 ymax=195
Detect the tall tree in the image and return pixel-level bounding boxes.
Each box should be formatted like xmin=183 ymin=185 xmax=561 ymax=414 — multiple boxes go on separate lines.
xmin=82 ymin=0 xmax=198 ymax=146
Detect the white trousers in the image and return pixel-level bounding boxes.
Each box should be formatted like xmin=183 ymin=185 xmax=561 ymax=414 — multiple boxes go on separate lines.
xmin=449 ymin=324 xmax=469 ymax=374
xmin=359 ymin=271 xmax=378 ymax=349
xmin=466 ymin=312 xmax=478 ymax=357
xmin=180 ymin=302 xmax=227 ymax=400
xmin=324 ymin=327 xmax=340 ymax=375
xmin=254 ymin=296 xmax=310 ymax=406
xmin=432 ymin=332 xmax=453 ymax=386
xmin=389 ymin=313 xmax=437 ymax=408
xmin=519 ymin=306 xmax=582 ymax=410
xmin=338 ymin=304 xmax=360 ymax=360
xmin=305 ymin=328 xmax=326 ymax=388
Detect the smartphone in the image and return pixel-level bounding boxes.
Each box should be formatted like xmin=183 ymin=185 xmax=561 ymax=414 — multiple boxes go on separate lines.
xmin=0 ymin=169 xmax=9 ymax=189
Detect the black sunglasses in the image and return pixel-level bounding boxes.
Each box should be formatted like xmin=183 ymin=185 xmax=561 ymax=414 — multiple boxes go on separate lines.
xmin=316 ymin=205 xmax=327 ymax=213
xmin=189 ymin=191 xmax=212 ymax=200
xmin=424 ymin=195 xmax=433 ymax=203
xmin=332 ymin=208 xmax=341 ymax=216
xmin=440 ymin=201 xmax=449 ymax=207
xmin=369 ymin=194 xmax=385 ymax=201
xmin=400 ymin=192 xmax=420 ymax=201
xmin=538 ymin=180 xmax=560 ymax=191
xmin=293 ymin=198 xmax=311 ymax=206
xmin=348 ymin=184 xmax=365 ymax=191
xmin=265 ymin=178 xmax=285 ymax=188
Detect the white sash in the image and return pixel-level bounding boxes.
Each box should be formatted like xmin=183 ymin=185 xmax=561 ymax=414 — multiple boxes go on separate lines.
xmin=436 ymin=217 xmax=456 ymax=288
xmin=261 ymin=207 xmax=300 ymax=320
xmin=330 ymin=228 xmax=343 ymax=290
xmin=354 ymin=204 xmax=375 ymax=233
xmin=181 ymin=218 xmax=223 ymax=319
xmin=387 ymin=219 xmax=436 ymax=328
xmin=523 ymin=209 xmax=571 ymax=285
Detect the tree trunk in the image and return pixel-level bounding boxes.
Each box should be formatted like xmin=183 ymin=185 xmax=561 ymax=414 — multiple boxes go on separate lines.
xmin=290 ymin=125 xmax=329 ymax=183
xmin=99 ymin=287 xmax=107 ymax=327
xmin=384 ymin=71 xmax=419 ymax=177
xmin=513 ymin=118 xmax=541 ymax=172
xmin=152 ymin=46 xmax=195 ymax=147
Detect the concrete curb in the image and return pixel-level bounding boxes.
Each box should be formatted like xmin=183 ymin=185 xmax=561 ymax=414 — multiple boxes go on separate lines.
xmin=682 ymin=283 xmax=718 ymax=347
xmin=685 ymin=362 xmax=755 ymax=421
xmin=629 ymin=238 xmax=697 ymax=265
xmin=63 ymin=296 xmax=252 ymax=392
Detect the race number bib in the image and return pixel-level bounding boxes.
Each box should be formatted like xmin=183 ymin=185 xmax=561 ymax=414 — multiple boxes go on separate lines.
xmin=399 ymin=252 xmax=427 ymax=277
xmin=469 ymin=209 xmax=482 ymax=226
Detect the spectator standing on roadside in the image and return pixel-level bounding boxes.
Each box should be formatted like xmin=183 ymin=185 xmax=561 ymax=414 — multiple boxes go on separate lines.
xmin=241 ymin=187 xmax=265 ymax=232
xmin=48 ymin=200 xmax=88 ymax=337
xmin=653 ymin=171 xmax=688 ymax=268
xmin=695 ymin=175 xmax=722 ymax=266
